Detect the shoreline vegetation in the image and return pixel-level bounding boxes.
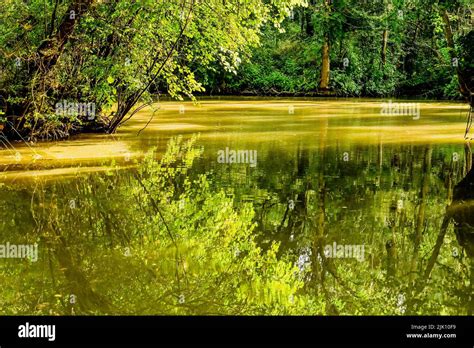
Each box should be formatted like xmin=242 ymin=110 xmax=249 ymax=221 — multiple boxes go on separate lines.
xmin=0 ymin=0 xmax=472 ymax=142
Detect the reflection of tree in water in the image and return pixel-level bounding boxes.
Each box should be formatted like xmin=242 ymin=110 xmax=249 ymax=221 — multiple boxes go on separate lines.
xmin=451 ymin=146 xmax=474 ymax=257
xmin=449 ymin=144 xmax=474 ymax=314
xmin=2 ymin=137 xmax=474 ymax=315
xmin=242 ymin=138 xmax=472 ymax=314
xmin=401 ymin=143 xmax=473 ymax=315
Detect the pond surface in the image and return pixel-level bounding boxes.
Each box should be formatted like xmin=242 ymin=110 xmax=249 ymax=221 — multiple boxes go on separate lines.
xmin=1 ymin=98 xmax=473 ymax=315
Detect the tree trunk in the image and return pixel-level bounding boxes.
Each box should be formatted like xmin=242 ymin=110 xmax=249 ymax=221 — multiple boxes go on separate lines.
xmin=305 ymin=9 xmax=314 ymax=36
xmin=381 ymin=29 xmax=388 ymax=65
xmin=4 ymin=0 xmax=94 ymax=139
xmin=36 ymin=0 xmax=94 ymax=75
xmin=440 ymin=9 xmax=472 ymax=103
xmin=319 ymin=36 xmax=330 ymax=90
xmin=409 ymin=147 xmax=432 ymax=283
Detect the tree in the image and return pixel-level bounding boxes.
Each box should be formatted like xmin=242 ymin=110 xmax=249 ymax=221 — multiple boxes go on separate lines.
xmin=0 ymin=0 xmax=304 ymax=140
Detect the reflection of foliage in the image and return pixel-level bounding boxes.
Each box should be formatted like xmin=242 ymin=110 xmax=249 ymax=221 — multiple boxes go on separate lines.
xmin=204 ymin=142 xmax=472 ymax=315
xmin=0 ymin=136 xmax=311 ymax=315
xmin=0 ymin=139 xmax=472 ymax=315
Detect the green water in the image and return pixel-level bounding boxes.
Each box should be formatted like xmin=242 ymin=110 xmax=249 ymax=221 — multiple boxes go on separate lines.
xmin=1 ymin=98 xmax=473 ymax=315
